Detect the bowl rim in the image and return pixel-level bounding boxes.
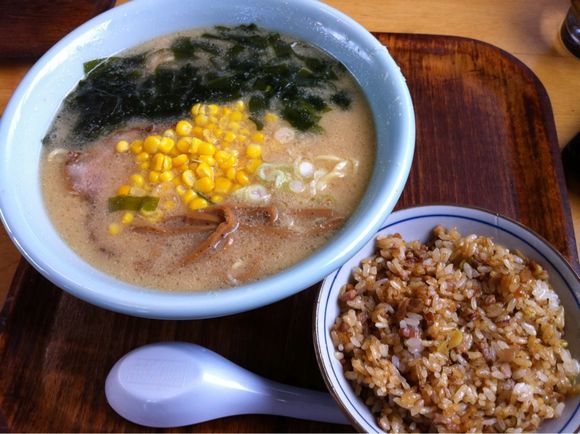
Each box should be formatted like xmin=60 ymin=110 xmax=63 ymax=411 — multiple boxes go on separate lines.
xmin=0 ymin=0 xmax=415 ymax=319
xmin=313 ymin=203 xmax=580 ymax=433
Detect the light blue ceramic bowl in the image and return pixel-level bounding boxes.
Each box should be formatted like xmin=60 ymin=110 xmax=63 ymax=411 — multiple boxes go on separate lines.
xmin=0 ymin=0 xmax=415 ymax=319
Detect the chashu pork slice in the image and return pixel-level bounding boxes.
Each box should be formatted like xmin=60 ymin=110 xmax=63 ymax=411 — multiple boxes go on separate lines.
xmin=64 ymin=129 xmax=149 ymax=203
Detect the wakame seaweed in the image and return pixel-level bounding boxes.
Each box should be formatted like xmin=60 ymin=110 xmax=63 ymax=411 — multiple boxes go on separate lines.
xmin=45 ymin=24 xmax=353 ymax=147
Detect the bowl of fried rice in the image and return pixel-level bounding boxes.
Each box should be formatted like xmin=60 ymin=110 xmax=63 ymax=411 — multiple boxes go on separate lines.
xmin=314 ymin=204 xmax=579 ymax=433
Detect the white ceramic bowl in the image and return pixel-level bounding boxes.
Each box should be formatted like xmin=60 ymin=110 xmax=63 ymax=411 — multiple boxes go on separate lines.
xmin=314 ymin=204 xmax=579 ymax=433
xmin=0 ymin=0 xmax=414 ymax=319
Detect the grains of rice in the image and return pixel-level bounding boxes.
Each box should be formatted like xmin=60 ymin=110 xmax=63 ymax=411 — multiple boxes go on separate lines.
xmin=330 ymin=225 xmax=579 ymax=433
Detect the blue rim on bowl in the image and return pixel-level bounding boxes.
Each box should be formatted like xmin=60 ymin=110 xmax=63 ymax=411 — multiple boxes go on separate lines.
xmin=314 ymin=204 xmax=579 ymax=433
xmin=0 ymin=0 xmax=415 ymax=319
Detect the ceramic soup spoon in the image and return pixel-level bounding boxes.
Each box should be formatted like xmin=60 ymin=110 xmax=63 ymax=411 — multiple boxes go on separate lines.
xmin=105 ymin=341 xmax=349 ymax=428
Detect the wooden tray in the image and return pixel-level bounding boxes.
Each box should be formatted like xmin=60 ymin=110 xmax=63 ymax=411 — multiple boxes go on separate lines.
xmin=0 ymin=33 xmax=577 ymax=433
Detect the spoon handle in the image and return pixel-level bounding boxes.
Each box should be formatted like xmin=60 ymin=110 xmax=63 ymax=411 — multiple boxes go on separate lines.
xmin=261 ymin=379 xmax=350 ymax=424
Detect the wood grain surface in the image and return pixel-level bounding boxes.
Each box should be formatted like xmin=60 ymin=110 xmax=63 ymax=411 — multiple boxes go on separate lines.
xmin=0 ymin=33 xmax=577 ymax=433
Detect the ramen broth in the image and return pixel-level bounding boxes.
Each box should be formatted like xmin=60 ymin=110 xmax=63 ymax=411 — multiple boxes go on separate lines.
xmin=41 ymin=25 xmax=375 ymax=291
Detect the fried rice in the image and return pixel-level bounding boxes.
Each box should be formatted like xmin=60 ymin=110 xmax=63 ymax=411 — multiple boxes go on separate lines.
xmin=331 ymin=226 xmax=579 ymax=433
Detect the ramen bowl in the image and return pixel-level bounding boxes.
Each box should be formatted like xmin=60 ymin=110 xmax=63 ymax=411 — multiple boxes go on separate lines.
xmin=0 ymin=0 xmax=414 ymax=319
xmin=314 ymin=204 xmax=579 ymax=433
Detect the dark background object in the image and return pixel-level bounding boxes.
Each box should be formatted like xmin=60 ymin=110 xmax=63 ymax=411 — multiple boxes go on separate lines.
xmin=0 ymin=33 xmax=577 ymax=432
xmin=563 ymin=132 xmax=580 ymax=189
xmin=563 ymin=132 xmax=580 ymax=174
xmin=0 ymin=0 xmax=115 ymax=58
xmin=560 ymin=0 xmax=580 ymax=58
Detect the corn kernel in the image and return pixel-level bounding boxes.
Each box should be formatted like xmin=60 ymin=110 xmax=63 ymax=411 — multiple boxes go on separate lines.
xmin=199 ymin=155 xmax=216 ymax=166
xmin=121 ymin=212 xmax=134 ymax=225
xmin=220 ymin=156 xmax=237 ymax=170
xmin=198 ymin=141 xmax=216 ymax=156
xmin=159 ymin=170 xmax=175 ymax=182
xmin=169 ymin=146 xmax=180 ymax=157
xmin=176 ymin=137 xmax=192 ymax=153
xmin=202 ymin=129 xmax=217 ymax=144
xmin=108 ymin=223 xmax=122 ymax=235
xmin=192 ymin=126 xmax=204 ymax=138
xmin=236 ymin=170 xmax=250 ymax=186
xmin=161 ymin=155 xmax=173 ymax=171
xmin=130 ymin=174 xmax=145 ymax=187
xmin=182 ymin=170 xmax=195 ymax=187
xmin=251 ymin=132 xmax=265 ymax=144
xmin=195 ymin=176 xmax=215 ymax=193
xmin=130 ymin=140 xmax=143 ymax=154
xmin=139 ymin=162 xmax=150 ymax=171
xmin=237 ymin=135 xmax=248 ymax=143
xmin=115 ymin=140 xmax=129 ymax=153
xmin=210 ymin=194 xmax=224 ymax=204
xmin=246 ymin=144 xmax=262 ymax=159
xmin=183 ymin=189 xmax=198 ymax=204
xmin=148 ymin=171 xmax=160 ymax=183
xmin=176 ymin=120 xmax=193 ymax=136
xmin=189 ymin=137 xmax=203 ymax=154
xmin=246 ymin=158 xmax=262 ymax=173
xmin=152 ymin=153 xmax=164 ymax=171
xmin=175 ymin=184 xmax=187 ymax=196
xmin=228 ymin=121 xmax=240 ymax=131
xmin=213 ymin=128 xmax=224 ymax=139
xmin=215 ymin=150 xmax=231 ymax=164
xmin=191 ymin=103 xmax=201 ymax=116
xmin=135 ymin=151 xmax=149 ymax=162
xmin=224 ymin=131 xmax=236 ymax=142
xmin=143 ymin=135 xmax=161 ymax=153
xmin=117 ymin=184 xmax=131 ymax=196
xmin=235 ymin=100 xmax=245 ymax=111
xmin=207 ymin=104 xmax=220 ymax=115
xmin=222 ymin=107 xmax=232 ymax=116
xmin=158 ymin=137 xmax=175 ymax=153
xmin=189 ymin=197 xmax=208 ymax=210
xmin=240 ymin=128 xmax=251 ymax=136
xmin=264 ymin=112 xmax=279 ymax=123
xmin=230 ymin=111 xmax=243 ymax=122
xmin=172 ymin=154 xmax=189 ymax=167
xmin=226 ymin=167 xmax=236 ymax=180
xmin=214 ymin=177 xmax=232 ymax=194
xmin=196 ymin=162 xmax=213 ymax=178
xmin=195 ymin=114 xmax=209 ymax=126
xmin=163 ymin=129 xmax=177 ymax=140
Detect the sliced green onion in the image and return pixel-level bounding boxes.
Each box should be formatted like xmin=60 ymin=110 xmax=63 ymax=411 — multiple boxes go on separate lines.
xmin=108 ymin=195 xmax=159 ymax=212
